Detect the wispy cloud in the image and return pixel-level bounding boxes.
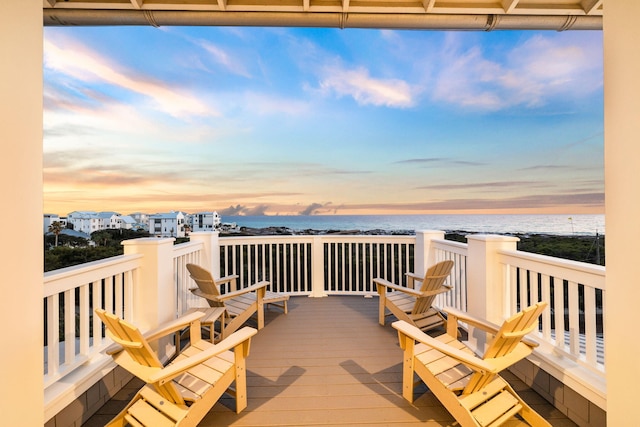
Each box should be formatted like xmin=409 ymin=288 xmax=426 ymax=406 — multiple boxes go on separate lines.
xmin=431 ymin=32 xmax=602 ymax=111
xmin=318 ymin=66 xmax=414 ymax=108
xmin=44 ymin=34 xmax=216 ymax=118
xmin=395 ymin=158 xmax=485 ymax=167
xmin=416 ymin=181 xmax=542 ymax=191
xmin=194 ymin=39 xmax=252 ymax=78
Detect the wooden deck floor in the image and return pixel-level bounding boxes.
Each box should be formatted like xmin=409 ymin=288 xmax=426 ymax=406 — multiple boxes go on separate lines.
xmin=84 ymin=296 xmax=577 ymax=426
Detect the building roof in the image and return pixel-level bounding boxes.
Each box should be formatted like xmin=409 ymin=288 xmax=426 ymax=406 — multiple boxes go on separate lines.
xmin=44 ymin=0 xmax=602 ymax=30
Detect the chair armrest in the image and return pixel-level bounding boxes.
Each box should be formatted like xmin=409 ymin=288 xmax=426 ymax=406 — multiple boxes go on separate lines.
xmin=217 ymin=281 xmax=269 ymax=301
xmin=443 ymin=306 xmax=540 ymax=348
xmin=374 ymin=278 xmax=422 ymax=297
xmin=214 ymin=274 xmax=239 ymax=285
xmin=105 ymin=311 xmax=205 ymax=355
xmin=405 ymin=272 xmax=424 ymax=282
xmin=392 ymin=320 xmax=494 ymax=373
xmin=444 ymin=306 xmax=502 ymax=334
xmin=190 ymin=288 xmax=222 ymax=302
xmin=421 ymin=285 xmax=453 ymax=297
xmin=149 ymin=327 xmax=258 ymax=384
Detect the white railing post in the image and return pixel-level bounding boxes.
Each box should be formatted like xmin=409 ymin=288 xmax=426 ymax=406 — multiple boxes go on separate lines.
xmin=466 ymin=234 xmax=519 ymax=350
xmin=122 ymin=237 xmax=177 ymax=332
xmin=415 ymin=230 xmax=446 ymax=288
xmin=189 ymin=231 xmax=220 ymax=278
xmin=310 ymin=236 xmax=328 ymax=297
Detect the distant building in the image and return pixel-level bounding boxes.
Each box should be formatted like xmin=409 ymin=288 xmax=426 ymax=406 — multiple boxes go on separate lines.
xmin=43 ymin=213 xmax=65 ymax=233
xmin=66 ymin=210 xmax=124 ymax=234
xmin=119 ymin=215 xmax=136 ymax=230
xmin=148 ymin=211 xmax=186 ymax=238
xmin=46 ymin=210 xmax=220 ymax=236
xmin=96 ymin=211 xmax=121 ymax=229
xmin=191 ymin=211 xmax=221 ymax=232
xmin=129 ymin=212 xmax=150 ymax=230
xmin=67 ymin=211 xmax=102 ymax=235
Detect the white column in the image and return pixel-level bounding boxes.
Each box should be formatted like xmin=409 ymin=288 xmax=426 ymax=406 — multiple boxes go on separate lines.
xmin=189 ymin=231 xmax=221 ymax=278
xmin=122 ymin=238 xmax=177 ymax=331
xmin=604 ymin=2 xmax=640 ymax=424
xmin=465 ymin=234 xmax=519 ymax=350
xmin=414 ymin=230 xmax=446 ymax=286
xmin=0 ymin=2 xmax=43 ymax=426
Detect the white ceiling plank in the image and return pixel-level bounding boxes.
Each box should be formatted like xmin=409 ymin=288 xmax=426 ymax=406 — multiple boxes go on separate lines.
xmin=422 ymin=0 xmax=436 ymax=12
xmin=582 ymin=0 xmax=603 ymax=15
xmin=502 ymin=0 xmax=520 ymax=14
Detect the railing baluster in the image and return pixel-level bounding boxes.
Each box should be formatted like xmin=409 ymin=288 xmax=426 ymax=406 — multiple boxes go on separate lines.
xmin=568 ymin=280 xmax=580 ymax=356
xmin=553 ymin=276 xmax=565 ymax=349
xmin=584 ymin=285 xmax=597 ymax=366
xmin=541 ymin=274 xmax=552 ymax=341
xmin=46 ymin=295 xmax=59 ymax=377
xmin=115 ymin=273 xmax=123 ymax=318
xmin=518 ymin=268 xmax=528 ymax=312
xmin=92 ymin=280 xmax=103 ymax=345
xmin=79 ymin=285 xmax=89 ymax=356
xmin=64 ymin=289 xmax=75 ymax=366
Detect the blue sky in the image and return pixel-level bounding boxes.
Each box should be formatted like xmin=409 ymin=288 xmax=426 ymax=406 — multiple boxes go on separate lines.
xmin=43 ymin=26 xmax=603 ymax=216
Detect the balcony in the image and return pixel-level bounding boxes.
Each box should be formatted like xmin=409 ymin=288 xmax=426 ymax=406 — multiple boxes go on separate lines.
xmin=43 ymin=231 xmax=605 ymax=427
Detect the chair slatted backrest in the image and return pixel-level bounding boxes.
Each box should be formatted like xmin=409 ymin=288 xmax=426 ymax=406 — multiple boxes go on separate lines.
xmin=412 ymin=260 xmax=455 ymax=315
xmin=462 ymin=302 xmax=548 ymax=394
xmin=187 ymin=263 xmax=225 ymax=308
xmin=95 ymin=309 xmax=185 ymax=405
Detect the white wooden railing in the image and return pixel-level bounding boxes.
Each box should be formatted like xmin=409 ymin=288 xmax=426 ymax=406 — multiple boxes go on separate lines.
xmin=432 ymin=238 xmax=468 ymax=313
xmin=44 ymin=231 xmax=607 ymax=422
xmin=43 ymin=254 xmax=141 ymax=390
xmin=172 ymin=240 xmax=205 ymax=315
xmin=218 ymin=235 xmax=419 ymax=296
xmin=499 ymin=249 xmax=606 ymax=374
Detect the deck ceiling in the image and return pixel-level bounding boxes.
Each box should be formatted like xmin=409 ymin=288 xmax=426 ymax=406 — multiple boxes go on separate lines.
xmin=43 ymin=0 xmax=603 ymax=30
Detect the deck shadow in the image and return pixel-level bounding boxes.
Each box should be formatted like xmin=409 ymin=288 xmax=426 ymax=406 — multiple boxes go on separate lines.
xmin=339 ymin=359 xmax=455 ymax=424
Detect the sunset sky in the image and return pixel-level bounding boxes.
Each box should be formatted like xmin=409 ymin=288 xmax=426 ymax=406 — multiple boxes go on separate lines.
xmin=43 ymin=26 xmax=604 ymax=217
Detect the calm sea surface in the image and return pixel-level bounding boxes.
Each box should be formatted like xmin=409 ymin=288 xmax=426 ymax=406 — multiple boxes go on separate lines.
xmin=223 ymin=214 xmax=605 ymax=236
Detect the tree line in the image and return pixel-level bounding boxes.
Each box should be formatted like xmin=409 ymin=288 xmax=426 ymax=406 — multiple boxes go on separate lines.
xmin=44 ymin=223 xmax=152 ymax=272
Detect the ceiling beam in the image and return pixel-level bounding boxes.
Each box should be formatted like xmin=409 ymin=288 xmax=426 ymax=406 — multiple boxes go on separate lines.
xmin=42 ymin=9 xmax=603 ymax=30
xmin=43 ymin=0 xmax=56 ymax=7
xmin=130 ymin=0 xmax=144 ymax=8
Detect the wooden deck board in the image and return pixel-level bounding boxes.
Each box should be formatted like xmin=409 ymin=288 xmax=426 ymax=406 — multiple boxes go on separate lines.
xmin=83 ymin=296 xmax=576 ymax=427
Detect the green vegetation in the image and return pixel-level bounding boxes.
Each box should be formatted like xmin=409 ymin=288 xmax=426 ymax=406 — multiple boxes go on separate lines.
xmin=44 ymin=228 xmax=150 ymax=272
xmin=446 ymin=232 xmax=605 ymax=266
xmin=44 ymin=229 xmax=605 ymax=272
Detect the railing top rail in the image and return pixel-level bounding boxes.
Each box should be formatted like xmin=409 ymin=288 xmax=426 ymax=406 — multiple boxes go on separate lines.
xmin=220 ymin=234 xmax=416 ymax=244
xmin=43 ymin=253 xmax=143 ymax=297
xmin=498 ymin=248 xmax=605 ymax=289
xmin=432 ymin=238 xmax=468 ymax=254
xmin=172 ymin=240 xmax=204 ymax=257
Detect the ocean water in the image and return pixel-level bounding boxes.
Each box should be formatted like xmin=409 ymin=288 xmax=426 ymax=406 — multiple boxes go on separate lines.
xmin=223 ymin=214 xmax=605 ymax=236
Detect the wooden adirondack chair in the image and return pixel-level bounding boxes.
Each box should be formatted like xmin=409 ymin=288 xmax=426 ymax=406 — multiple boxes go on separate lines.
xmin=95 ymin=308 xmax=257 ymax=427
xmin=374 ymin=260 xmax=454 ymax=332
xmin=392 ymin=302 xmax=551 ymax=427
xmin=186 ymin=263 xmax=288 ymax=341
